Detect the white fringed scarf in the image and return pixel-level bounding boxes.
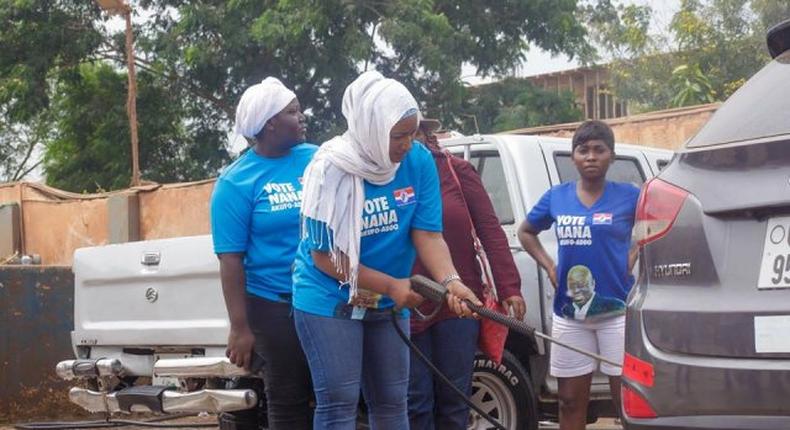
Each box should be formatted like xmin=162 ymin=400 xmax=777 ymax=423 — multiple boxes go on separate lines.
xmin=300 ymin=71 xmax=420 ymax=301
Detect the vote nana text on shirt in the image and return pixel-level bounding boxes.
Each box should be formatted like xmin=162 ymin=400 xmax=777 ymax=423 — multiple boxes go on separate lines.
xmin=264 ymin=181 xmax=304 ymax=211
xmin=556 ymin=215 xmax=592 ymax=246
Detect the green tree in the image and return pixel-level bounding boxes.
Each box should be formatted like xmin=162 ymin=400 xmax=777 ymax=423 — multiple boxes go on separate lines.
xmin=669 ymin=64 xmax=715 ymax=107
xmin=0 ymin=110 xmax=50 ymax=182
xmin=0 ymin=1 xmax=103 ymax=183
xmin=583 ymin=0 xmax=790 ymax=113
xmin=135 ymin=0 xmax=591 ymax=138
xmin=43 ymin=63 xmax=230 ymax=192
xmin=461 ymin=78 xmax=582 ymax=133
xmin=1 ymin=0 xmax=592 ymax=191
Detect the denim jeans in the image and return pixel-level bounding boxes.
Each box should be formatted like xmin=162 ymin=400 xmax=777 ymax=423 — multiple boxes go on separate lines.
xmin=408 ymin=317 xmax=480 ymax=430
xmin=246 ymin=295 xmax=313 ymax=430
xmin=294 ymin=308 xmax=410 ymax=430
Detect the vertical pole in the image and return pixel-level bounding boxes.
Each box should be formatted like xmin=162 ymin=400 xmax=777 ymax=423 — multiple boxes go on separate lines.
xmin=594 ymin=69 xmax=600 ymax=120
xmin=124 ymin=8 xmax=140 ymax=187
xmin=568 ymin=75 xmax=575 ymax=111
xmin=17 ymin=183 xmax=25 ymax=255
xmin=583 ymin=72 xmax=588 ymax=119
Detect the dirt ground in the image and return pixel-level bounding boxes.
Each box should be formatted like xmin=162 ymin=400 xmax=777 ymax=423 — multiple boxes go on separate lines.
xmin=3 ymin=415 xmax=622 ymax=429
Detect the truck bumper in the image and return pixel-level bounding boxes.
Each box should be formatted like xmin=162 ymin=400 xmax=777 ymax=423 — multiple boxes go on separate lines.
xmin=56 ymin=356 xmax=259 ymax=414
xmin=69 ymin=387 xmax=257 ymax=414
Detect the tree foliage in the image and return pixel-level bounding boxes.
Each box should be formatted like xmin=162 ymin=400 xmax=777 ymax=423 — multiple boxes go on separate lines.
xmin=462 ymin=78 xmax=583 ymax=134
xmin=0 ymin=0 xmax=592 ymax=191
xmin=584 ymin=0 xmax=790 ymax=113
xmin=43 ymin=63 xmax=230 ymax=192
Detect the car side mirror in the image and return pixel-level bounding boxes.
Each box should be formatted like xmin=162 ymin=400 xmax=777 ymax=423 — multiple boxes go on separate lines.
xmin=767 ymin=19 xmax=790 ymax=59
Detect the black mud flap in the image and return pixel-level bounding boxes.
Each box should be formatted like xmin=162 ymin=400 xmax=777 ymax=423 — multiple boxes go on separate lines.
xmin=116 ymin=385 xmax=174 ymax=413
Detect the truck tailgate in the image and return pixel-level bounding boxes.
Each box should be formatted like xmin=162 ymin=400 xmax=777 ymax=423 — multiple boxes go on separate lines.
xmin=72 ymin=235 xmax=228 ymax=347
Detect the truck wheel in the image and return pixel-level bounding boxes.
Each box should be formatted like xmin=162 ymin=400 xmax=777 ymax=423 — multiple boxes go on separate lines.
xmin=469 ymin=350 xmax=538 ymax=430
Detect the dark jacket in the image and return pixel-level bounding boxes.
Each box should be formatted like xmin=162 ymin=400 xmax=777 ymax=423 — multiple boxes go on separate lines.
xmin=411 ymin=146 xmax=521 ymax=334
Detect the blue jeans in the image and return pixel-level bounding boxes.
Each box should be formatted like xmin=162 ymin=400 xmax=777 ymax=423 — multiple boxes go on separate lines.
xmin=294 ymin=309 xmax=410 ymax=430
xmin=408 ymin=318 xmax=480 ymax=430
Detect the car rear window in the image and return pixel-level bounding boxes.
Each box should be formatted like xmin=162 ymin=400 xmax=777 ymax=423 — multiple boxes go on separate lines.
xmin=686 ymin=52 xmax=790 ymax=148
xmin=554 ymin=153 xmax=646 ymax=187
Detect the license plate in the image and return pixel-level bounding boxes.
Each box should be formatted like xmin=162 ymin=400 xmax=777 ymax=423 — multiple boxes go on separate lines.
xmin=755 ymin=315 xmax=790 ymax=353
xmin=758 ymin=216 xmax=790 ymax=289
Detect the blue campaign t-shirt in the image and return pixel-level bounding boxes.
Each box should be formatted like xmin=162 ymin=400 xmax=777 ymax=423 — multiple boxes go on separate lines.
xmin=292 ymin=143 xmax=442 ymax=318
xmin=527 ymin=181 xmax=640 ymax=321
xmin=210 ymin=143 xmax=318 ymax=302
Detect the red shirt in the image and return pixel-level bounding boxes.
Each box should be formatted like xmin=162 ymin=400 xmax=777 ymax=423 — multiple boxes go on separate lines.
xmin=411 ymin=146 xmax=522 ymax=334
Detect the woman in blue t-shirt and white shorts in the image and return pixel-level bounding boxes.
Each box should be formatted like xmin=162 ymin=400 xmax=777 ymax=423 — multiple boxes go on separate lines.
xmin=210 ymin=78 xmax=317 ymax=429
xmin=293 ymin=71 xmax=481 ymax=430
xmin=518 ymin=120 xmax=640 ymax=429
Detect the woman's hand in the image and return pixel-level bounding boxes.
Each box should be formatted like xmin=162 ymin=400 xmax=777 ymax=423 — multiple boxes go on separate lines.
xmin=387 ymin=278 xmax=425 ymax=309
xmin=446 ymin=281 xmax=481 ymax=318
xmin=226 ymin=324 xmax=255 ymax=370
xmin=502 ymin=295 xmax=527 ymax=320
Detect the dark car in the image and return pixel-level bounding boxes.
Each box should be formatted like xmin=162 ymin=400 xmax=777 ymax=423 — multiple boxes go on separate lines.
xmin=621 ymin=19 xmax=790 ymax=430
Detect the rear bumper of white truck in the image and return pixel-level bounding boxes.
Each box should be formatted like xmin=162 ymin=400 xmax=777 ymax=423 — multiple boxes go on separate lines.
xmin=56 ymin=356 xmax=258 ymax=415
xmin=68 ymin=387 xmax=255 ymax=414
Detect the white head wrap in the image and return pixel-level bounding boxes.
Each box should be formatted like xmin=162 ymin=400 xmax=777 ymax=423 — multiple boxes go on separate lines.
xmin=300 ymin=71 xmax=420 ymax=301
xmin=234 ymin=77 xmax=297 ymax=139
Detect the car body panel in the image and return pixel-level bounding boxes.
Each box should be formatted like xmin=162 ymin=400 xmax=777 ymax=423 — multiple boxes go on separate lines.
xmin=623 ymin=24 xmax=790 ymax=429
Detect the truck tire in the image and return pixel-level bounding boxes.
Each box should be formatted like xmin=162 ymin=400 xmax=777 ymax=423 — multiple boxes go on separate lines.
xmin=469 ymin=350 xmax=538 ymax=430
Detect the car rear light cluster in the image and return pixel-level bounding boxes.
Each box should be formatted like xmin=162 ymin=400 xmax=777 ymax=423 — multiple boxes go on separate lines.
xmin=623 ymin=352 xmax=654 ymax=387
xmin=622 ymin=353 xmax=658 ymax=418
xmin=633 ymin=178 xmax=689 ymax=246
xmin=622 ymin=384 xmax=657 ymax=418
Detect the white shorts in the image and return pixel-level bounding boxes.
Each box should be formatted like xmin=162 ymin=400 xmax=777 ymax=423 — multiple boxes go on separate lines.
xmin=549 ymin=315 xmax=625 ymax=378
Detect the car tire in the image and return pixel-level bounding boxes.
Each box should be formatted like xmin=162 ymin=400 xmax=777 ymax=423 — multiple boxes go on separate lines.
xmin=469 ymin=350 xmax=538 ymax=430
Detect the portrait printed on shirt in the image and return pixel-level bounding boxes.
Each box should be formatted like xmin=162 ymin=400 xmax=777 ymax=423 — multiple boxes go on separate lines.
xmin=560 ymin=265 xmax=625 ymax=321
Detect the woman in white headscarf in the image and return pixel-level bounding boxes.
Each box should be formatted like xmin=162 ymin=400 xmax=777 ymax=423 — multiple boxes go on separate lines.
xmin=210 ymin=77 xmax=315 ymax=429
xmin=291 ymin=71 xmax=481 ymax=429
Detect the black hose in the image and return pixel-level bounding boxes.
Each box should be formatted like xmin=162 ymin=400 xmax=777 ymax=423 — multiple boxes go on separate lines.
xmin=14 ymin=413 xmax=218 ymax=429
xmin=391 ymin=310 xmax=507 ymax=430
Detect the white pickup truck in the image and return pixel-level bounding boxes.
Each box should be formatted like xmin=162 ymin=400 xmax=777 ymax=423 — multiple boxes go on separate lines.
xmin=56 ymin=134 xmax=672 ymax=430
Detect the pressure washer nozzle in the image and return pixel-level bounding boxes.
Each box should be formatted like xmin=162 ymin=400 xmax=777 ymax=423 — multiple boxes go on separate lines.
xmin=409 ymin=275 xmax=448 ymax=304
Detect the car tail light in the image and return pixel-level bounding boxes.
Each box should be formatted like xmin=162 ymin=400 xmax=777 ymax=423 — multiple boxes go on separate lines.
xmin=634 ymin=178 xmax=689 ymax=246
xmin=622 ymin=384 xmax=657 ymax=418
xmin=623 ymin=353 xmax=654 ymax=387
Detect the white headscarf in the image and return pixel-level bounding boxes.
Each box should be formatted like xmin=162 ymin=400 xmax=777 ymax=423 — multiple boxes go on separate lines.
xmin=234 ymin=77 xmax=297 ymax=139
xmin=300 ymin=71 xmax=420 ymax=300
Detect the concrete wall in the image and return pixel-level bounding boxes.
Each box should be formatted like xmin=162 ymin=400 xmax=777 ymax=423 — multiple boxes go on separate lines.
xmin=139 ymin=181 xmax=214 ymax=240
xmin=506 ymin=103 xmax=720 ymax=150
xmin=0 ymin=180 xmax=216 ymax=266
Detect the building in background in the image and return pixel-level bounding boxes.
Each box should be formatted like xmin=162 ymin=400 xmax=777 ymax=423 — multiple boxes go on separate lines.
xmin=526 ymin=65 xmax=628 ymax=121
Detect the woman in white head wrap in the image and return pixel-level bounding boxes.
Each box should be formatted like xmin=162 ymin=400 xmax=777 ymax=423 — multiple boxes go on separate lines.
xmin=210 ymin=77 xmax=316 ymax=429
xmin=291 ymin=71 xmax=481 ymax=429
